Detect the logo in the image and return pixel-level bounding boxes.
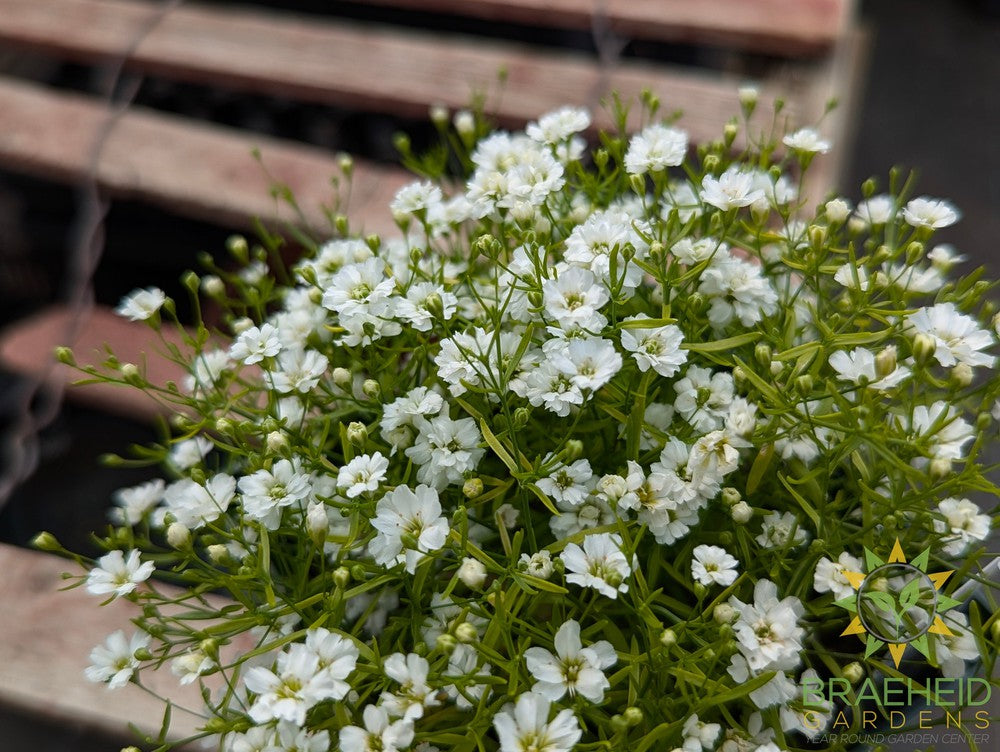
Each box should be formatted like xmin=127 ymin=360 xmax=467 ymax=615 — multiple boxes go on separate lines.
xmin=835 ymin=538 xmax=961 ymax=667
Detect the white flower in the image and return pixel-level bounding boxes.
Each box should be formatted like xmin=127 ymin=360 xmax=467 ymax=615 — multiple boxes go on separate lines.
xmin=828 ymin=347 xmax=910 ymax=390
xmin=688 ymin=429 xmax=747 ymax=486
xmin=561 ymin=532 xmax=632 ymax=599
xmin=111 ymin=479 xmax=164 ymax=526
xmin=833 ymin=262 xmax=871 ymax=291
xmin=168 ymin=436 xmax=213 ymax=471
xmin=526 ymin=106 xmax=591 ymax=144
xmin=115 ymin=287 xmax=166 ymax=321
xmin=337 ymin=452 xmax=389 ymax=498
xmin=542 ymin=267 xmax=609 ymax=332
xmin=391 ymin=180 xmax=443 ymax=216
xmin=321 ymin=258 xmax=395 ymax=318
xmin=730 ymin=580 xmax=805 ymax=671
xmin=536 ymin=459 xmax=594 ymax=507
xmin=84 ymin=629 xmax=150 ymax=689
xmin=927 ymin=244 xmax=966 ymax=270
xmin=813 ymin=552 xmax=863 ymax=600
xmin=381 ymin=652 xmax=440 ymax=721
xmin=86 ymin=549 xmax=155 ymax=599
xmin=564 ymin=208 xmax=650 ymax=291
xmin=902 ymin=196 xmax=961 ymax=229
xmin=520 ymin=550 xmax=554 ymax=579
xmin=163 ymin=473 xmax=236 ymax=529
xmin=674 ymin=366 xmax=734 ymax=432
xmin=691 ymin=545 xmax=739 ymax=587
xmin=698 ymin=256 xmax=778 ymax=328
xmin=906 ymin=302 xmax=994 ymax=369
xmin=270 ymin=347 xmax=329 ymax=393
xmin=683 ymin=714 xmax=722 ymax=752
xmin=396 ymin=282 xmax=457 ymax=331
xmin=700 ymin=167 xmax=765 ymax=211
xmin=782 ymin=127 xmax=831 ymax=154
xmin=245 ymin=635 xmax=357 ymax=725
xmin=381 ymin=386 xmax=445 ymax=449
xmin=230 ymin=323 xmax=282 ymax=365
xmin=934 ymin=497 xmax=990 ymax=557
xmin=931 ymin=612 xmax=980 ymax=678
xmin=458 ymin=556 xmax=488 ymax=589
xmin=239 ymin=459 xmax=312 ymax=527
xmin=624 ymin=123 xmax=688 ymax=174
xmin=170 ymin=650 xmax=215 ymax=685
xmin=273 ymin=723 xmax=330 ymax=752
xmin=908 ymin=401 xmax=975 ymax=461
xmin=756 ymin=511 xmax=808 ymax=549
xmin=670 ymin=237 xmax=728 ymax=266
xmin=620 ymin=315 xmax=687 ymax=377
xmin=855 ymin=194 xmax=895 ymax=225
xmin=405 ymin=414 xmax=484 ymax=489
xmin=524 ymin=619 xmax=616 ymax=703
xmin=493 ymin=692 xmax=582 ymax=752
xmin=370 ymin=484 xmax=449 ymax=574
xmin=340 ymin=704 xmax=414 ymax=752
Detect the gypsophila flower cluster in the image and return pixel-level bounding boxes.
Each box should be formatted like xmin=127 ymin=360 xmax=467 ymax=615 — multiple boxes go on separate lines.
xmin=51 ymin=95 xmax=1000 ymax=752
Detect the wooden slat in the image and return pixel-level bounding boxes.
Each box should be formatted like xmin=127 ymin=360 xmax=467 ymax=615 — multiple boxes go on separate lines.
xmin=0 ymin=305 xmax=190 ymax=422
xmin=0 ymin=76 xmax=409 ymax=237
xmin=0 ymin=542 xmax=203 ymax=740
xmin=356 ymin=0 xmax=852 ymax=57
xmin=0 ymin=0 xmax=806 ymax=143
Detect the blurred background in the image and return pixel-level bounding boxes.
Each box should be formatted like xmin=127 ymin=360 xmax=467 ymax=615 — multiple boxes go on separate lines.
xmin=0 ymin=0 xmax=996 ymax=748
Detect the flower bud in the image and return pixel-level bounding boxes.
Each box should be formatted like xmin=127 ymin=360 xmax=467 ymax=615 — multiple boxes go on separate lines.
xmin=167 ymin=522 xmax=191 ymax=549
xmin=362 ymin=379 xmax=380 ymax=399
xmin=429 ymin=103 xmax=449 ymax=127
xmin=201 ymin=275 xmax=225 ymax=298
xmin=435 ymin=633 xmax=458 ymax=653
xmin=120 ymin=362 xmax=142 ymax=385
xmin=929 ymin=457 xmax=952 ymax=480
xmin=206 ymin=544 xmax=230 ymax=565
xmin=350 ymin=564 xmax=367 ymax=581
xmin=214 ymin=417 xmax=234 ymax=435
xmin=454 ymin=109 xmax=475 ymax=137
xmin=714 ymin=603 xmax=736 ymax=624
xmin=347 ymin=421 xmax=368 ymax=447
xmin=874 ymin=346 xmax=897 ymax=379
xmin=721 ymin=487 xmax=741 ymax=506
xmin=458 ymin=557 xmax=488 ymax=590
xmin=693 ymin=583 xmax=707 ymax=598
xmin=723 ymin=122 xmax=738 ymax=148
xmin=226 ymin=234 xmax=249 ymax=263
xmin=951 ymin=363 xmax=973 ymax=388
xmin=731 ymin=500 xmax=753 ymax=523
xmin=331 ymin=567 xmax=350 ymax=589
xmin=231 ymin=316 xmax=254 ymax=335
xmin=32 ymin=531 xmax=61 ymax=552
xmin=455 ymin=621 xmax=479 ymax=644
xmin=795 ymin=374 xmax=813 ymax=396
xmin=331 ymin=367 xmax=351 ymax=388
xmin=703 ymin=154 xmax=720 ymax=173
xmin=54 ymin=346 xmax=76 ymax=366
xmin=843 ymin=661 xmax=864 ymax=683
xmin=905 ymin=241 xmax=925 ymax=266
xmin=563 ymin=439 xmax=583 ymax=462
xmin=266 ymin=430 xmax=288 ymax=454
xmin=912 ymin=332 xmax=937 ymax=363
xmin=307 ymin=502 xmax=328 ymax=546
xmin=754 ymin=343 xmax=772 ymax=368
xmin=610 ymin=715 xmax=630 ymax=733
xmin=463 ymin=478 xmax=484 ymax=499
xmin=336 ymin=152 xmax=354 ymax=177
xmin=623 ymin=707 xmax=644 ymax=727
xmin=659 ymin=628 xmax=677 ymax=647
xmin=808 ymin=224 xmax=826 ymax=251
xmin=825 ymin=198 xmax=851 ymax=224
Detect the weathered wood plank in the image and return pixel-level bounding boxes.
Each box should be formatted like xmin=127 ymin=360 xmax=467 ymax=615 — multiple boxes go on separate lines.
xmin=357 ymin=0 xmax=851 ymax=56
xmin=0 ymin=542 xmax=203 ymax=741
xmin=0 ymin=304 xmax=192 ymax=422
xmin=0 ymin=77 xmax=409 ymax=236
xmin=0 ymin=0 xmax=804 ymax=142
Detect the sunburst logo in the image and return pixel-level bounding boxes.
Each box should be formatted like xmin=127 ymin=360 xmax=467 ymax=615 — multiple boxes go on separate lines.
xmin=835 ymin=538 xmax=961 ymax=668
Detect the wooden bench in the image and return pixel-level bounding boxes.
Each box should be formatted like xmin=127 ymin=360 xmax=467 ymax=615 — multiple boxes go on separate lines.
xmin=0 ymin=0 xmax=864 ymax=742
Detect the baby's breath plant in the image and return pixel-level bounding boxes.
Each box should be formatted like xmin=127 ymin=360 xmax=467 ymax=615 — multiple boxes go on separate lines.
xmin=44 ymin=93 xmax=1000 ymax=752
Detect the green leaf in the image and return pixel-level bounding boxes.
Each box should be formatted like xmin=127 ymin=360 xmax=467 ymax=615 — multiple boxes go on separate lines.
xmin=778 ymin=473 xmax=821 ymax=531
xmin=480 ymin=419 xmax=517 ymax=473
xmin=746 ymin=444 xmax=774 ymax=495
xmin=898 ymin=577 xmax=923 ymax=611
xmin=683 ymin=331 xmax=761 ymax=353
